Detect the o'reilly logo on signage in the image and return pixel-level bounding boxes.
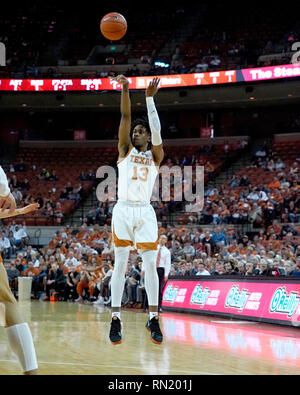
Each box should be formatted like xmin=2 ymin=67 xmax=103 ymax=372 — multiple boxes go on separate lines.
xmin=163 ymin=284 xmax=179 ymax=304
xmin=269 ymin=287 xmax=300 ymax=318
xmin=225 ymin=285 xmax=250 ymax=312
xmin=0 ymin=42 xmax=5 ymax=66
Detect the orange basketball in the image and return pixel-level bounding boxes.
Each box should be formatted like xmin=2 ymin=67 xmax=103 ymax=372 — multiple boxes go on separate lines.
xmin=100 ymin=12 xmax=127 ymax=41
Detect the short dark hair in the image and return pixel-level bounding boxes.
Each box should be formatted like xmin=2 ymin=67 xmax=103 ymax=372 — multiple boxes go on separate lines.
xmin=131 ymin=116 xmax=150 ymax=135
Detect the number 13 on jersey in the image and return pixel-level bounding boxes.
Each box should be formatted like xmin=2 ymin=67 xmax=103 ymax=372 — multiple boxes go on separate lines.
xmin=132 ymin=166 xmax=149 ymax=182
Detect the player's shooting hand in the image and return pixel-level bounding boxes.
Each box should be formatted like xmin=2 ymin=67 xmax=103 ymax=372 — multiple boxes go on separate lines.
xmin=146 ymin=77 xmax=160 ymax=97
xmin=110 ymin=74 xmax=129 ymax=87
xmin=0 ymin=192 xmax=16 ymax=214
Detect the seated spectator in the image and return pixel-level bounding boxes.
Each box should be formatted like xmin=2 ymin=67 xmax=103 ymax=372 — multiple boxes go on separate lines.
xmin=95 ymin=264 xmax=113 ymax=304
xmin=211 ymin=227 xmax=226 ymax=250
xmin=19 ymin=178 xmax=30 ymax=190
xmin=12 ymin=188 xmax=23 ymax=204
xmin=12 ymin=224 xmax=28 ymax=249
xmin=5 ymin=262 xmax=20 ymax=291
xmin=23 ymin=261 xmax=40 ymax=279
xmin=75 ymin=260 xmax=100 ymax=303
xmin=239 ymin=175 xmax=250 ymax=186
xmin=37 ymin=168 xmax=50 ymax=180
xmin=48 ymin=170 xmax=59 ymax=181
xmin=171 ymin=240 xmax=185 ymax=260
xmin=60 ymin=188 xmax=69 ymax=200
xmin=184 ymin=261 xmax=197 ymax=276
xmin=54 ymin=202 xmax=64 ymax=224
xmin=64 ymin=250 xmax=80 ymax=268
xmin=79 ymin=171 xmax=88 ymax=181
xmin=268 ymin=177 xmax=281 ymax=191
xmin=86 ymin=169 xmax=96 ymax=181
xmin=245 ymin=261 xmax=255 ymax=276
xmin=196 ymin=262 xmax=210 ymax=275
xmin=274 ymin=158 xmax=285 ymax=170
xmin=224 ymin=260 xmax=239 ymax=275
xmin=290 ymin=257 xmax=300 ymax=276
xmin=255 ymin=259 xmax=269 ymax=275
xmin=9 ymin=174 xmax=19 ymax=189
xmin=0 ymin=231 xmax=12 ymax=259
xmin=45 ymin=263 xmax=66 ymax=300
xmin=182 ymin=240 xmax=195 ymax=259
xmin=32 ymin=263 xmax=48 ymax=299
xmin=228 ymin=175 xmax=240 ymax=187
xmin=124 ymin=259 xmax=142 ymax=307
xmin=201 ymin=231 xmax=215 ymax=256
xmin=64 ymin=266 xmax=80 ymax=301
xmin=236 ymin=261 xmax=246 ymax=275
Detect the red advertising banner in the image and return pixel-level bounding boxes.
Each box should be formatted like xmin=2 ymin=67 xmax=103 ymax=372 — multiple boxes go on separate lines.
xmin=162 ymin=278 xmax=300 ymax=326
xmin=0 ymin=71 xmax=236 ymax=92
xmin=0 ymin=63 xmax=299 ymax=92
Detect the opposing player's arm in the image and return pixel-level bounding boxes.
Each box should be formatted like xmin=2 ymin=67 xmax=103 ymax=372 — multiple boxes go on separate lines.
xmin=146 ymin=78 xmax=164 ymax=166
xmin=0 ymin=166 xmax=38 ymax=217
xmin=111 ymin=75 xmax=132 ymax=159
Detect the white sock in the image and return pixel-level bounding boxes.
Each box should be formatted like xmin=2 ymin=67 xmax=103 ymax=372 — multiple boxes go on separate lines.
xmin=112 ymin=312 xmax=121 ymax=320
xmin=111 ymin=246 xmax=130 ymax=309
xmin=150 ymin=312 xmax=158 ymax=320
xmin=5 ymin=323 xmax=38 ymax=373
xmin=141 ymin=250 xmax=159 ymax=307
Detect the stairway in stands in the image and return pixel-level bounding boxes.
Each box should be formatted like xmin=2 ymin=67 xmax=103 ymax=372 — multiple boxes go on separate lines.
xmin=65 ymin=188 xmax=99 ymax=226
xmin=212 ymin=146 xmax=253 ymax=188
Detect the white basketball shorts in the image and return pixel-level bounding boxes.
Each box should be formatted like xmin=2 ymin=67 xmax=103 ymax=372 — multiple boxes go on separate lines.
xmin=111 ymin=200 xmax=158 ymax=251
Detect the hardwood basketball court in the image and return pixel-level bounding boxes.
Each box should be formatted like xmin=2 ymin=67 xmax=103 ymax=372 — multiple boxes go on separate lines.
xmin=0 ymin=301 xmax=299 ymax=375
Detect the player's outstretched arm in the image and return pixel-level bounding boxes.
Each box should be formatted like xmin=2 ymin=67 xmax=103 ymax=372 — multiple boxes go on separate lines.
xmin=111 ymin=75 xmax=131 ymax=159
xmin=0 ymin=166 xmax=39 ymax=218
xmin=0 ymin=166 xmax=16 ymax=214
xmin=0 ymin=203 xmax=39 ymax=219
xmin=146 ymin=77 xmax=164 ymax=166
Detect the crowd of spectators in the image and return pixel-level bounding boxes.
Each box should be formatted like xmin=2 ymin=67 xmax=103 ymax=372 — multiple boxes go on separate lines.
xmin=4 ymin=161 xmax=95 ymax=225
xmin=1 ymin=2 xmax=298 ymax=80
xmin=2 ymin=217 xmax=300 ymax=310
xmin=200 ymin=143 xmax=300 ymax=227
xmin=79 ymin=140 xmax=300 ymax=229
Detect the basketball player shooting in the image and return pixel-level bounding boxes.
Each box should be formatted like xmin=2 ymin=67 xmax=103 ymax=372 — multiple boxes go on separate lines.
xmin=0 ymin=166 xmax=39 ymax=374
xmin=109 ymin=75 xmax=164 ymax=345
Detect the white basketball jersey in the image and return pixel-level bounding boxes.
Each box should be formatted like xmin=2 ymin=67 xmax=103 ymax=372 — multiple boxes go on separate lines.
xmin=117 ymin=145 xmax=158 ymax=203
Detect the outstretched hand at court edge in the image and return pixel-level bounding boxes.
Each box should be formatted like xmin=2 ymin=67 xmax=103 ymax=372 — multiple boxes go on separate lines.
xmin=0 ymin=203 xmax=39 ymax=219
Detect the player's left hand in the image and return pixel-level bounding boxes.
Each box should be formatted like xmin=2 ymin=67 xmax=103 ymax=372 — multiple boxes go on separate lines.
xmin=0 ymin=192 xmax=16 ymax=214
xmin=146 ymin=77 xmax=160 ymax=97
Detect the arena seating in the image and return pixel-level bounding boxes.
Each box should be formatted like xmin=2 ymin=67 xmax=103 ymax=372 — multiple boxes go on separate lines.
xmin=3 ymin=145 xmax=118 ymax=225
xmin=2 ymin=139 xmax=246 ymax=226
xmin=1 ymin=2 xmax=298 ymax=78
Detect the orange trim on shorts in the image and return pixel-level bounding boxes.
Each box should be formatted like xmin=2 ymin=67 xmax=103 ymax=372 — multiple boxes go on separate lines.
xmin=112 ymin=225 xmax=134 ymax=248
xmin=117 ymin=145 xmax=134 ymax=165
xmin=136 ymin=238 xmax=159 ymax=251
